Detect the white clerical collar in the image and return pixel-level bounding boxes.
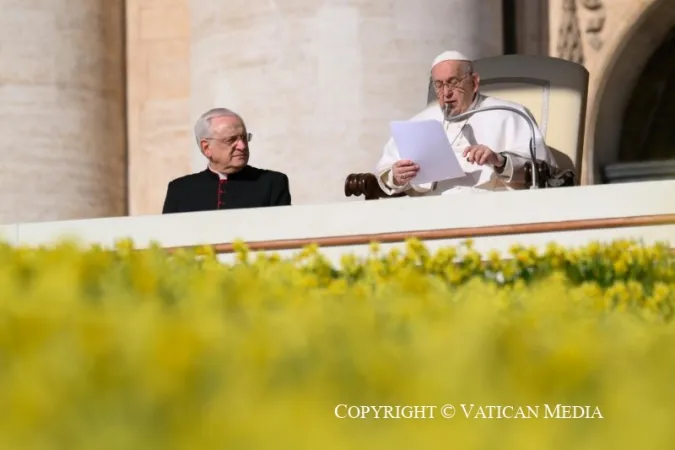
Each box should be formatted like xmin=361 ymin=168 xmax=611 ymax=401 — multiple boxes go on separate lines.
xmin=207 ymin=165 xmax=228 ymax=180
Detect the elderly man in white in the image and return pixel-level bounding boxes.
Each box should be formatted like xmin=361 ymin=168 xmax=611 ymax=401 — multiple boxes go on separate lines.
xmin=375 ymin=50 xmax=557 ymax=196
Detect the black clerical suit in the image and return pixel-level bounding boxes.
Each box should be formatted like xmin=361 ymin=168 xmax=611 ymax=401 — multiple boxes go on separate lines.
xmin=161 ymin=165 xmax=291 ymax=214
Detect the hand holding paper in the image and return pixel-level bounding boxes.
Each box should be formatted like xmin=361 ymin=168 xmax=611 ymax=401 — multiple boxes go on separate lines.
xmin=390 ymin=120 xmax=465 ymax=185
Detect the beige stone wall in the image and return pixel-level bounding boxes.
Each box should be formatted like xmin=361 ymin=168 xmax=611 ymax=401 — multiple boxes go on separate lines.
xmin=126 ymin=0 xmax=675 ymax=213
xmin=126 ymin=0 xmax=192 ymax=216
xmin=549 ymin=0 xmax=675 ymax=184
xmin=0 ymin=1 xmax=127 ymax=224
xmin=189 ymin=0 xmax=504 ymax=206
xmin=126 ymin=0 xmax=503 ymax=212
xmin=128 ymin=0 xmax=501 ymax=212
xmin=6 ymin=0 xmax=670 ymax=222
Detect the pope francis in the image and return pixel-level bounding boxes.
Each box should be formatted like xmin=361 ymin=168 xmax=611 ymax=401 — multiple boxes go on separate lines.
xmin=374 ymin=50 xmax=558 ymax=197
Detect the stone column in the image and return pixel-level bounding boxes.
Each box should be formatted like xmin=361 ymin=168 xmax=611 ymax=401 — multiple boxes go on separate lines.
xmin=190 ymin=0 xmax=502 ymax=205
xmin=0 ymin=1 xmax=127 ymax=224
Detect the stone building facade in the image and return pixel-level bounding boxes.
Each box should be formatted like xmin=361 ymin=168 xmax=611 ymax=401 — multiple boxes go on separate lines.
xmin=548 ymin=0 xmax=675 ymax=186
xmin=0 ymin=0 xmax=672 ymax=224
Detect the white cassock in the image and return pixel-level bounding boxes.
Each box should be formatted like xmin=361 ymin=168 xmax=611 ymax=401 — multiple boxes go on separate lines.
xmin=374 ymin=92 xmax=558 ymax=196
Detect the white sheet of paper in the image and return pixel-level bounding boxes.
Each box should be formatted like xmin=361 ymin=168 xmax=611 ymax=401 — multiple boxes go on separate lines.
xmin=390 ymin=120 xmax=465 ymax=185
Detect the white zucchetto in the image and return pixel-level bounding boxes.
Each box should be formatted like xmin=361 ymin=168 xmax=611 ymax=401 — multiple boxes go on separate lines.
xmin=431 ymin=50 xmax=471 ymax=69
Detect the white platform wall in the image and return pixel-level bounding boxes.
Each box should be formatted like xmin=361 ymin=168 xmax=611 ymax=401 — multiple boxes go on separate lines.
xmin=1 ymin=181 xmax=674 ymax=266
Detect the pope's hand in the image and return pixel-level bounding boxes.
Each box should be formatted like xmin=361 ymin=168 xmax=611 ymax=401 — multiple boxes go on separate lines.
xmin=392 ymin=160 xmax=420 ymax=186
xmin=463 ymin=145 xmax=505 ymax=167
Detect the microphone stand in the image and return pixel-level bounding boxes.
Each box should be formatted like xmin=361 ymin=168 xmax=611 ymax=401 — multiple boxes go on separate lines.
xmin=444 ymin=104 xmax=552 ymax=189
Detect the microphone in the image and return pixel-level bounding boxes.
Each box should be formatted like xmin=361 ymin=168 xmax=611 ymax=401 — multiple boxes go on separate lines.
xmin=443 ymin=103 xmax=542 ymax=189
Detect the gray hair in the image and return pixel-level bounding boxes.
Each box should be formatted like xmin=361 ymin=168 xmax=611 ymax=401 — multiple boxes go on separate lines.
xmin=194 ymin=108 xmax=242 ymax=145
xmin=460 ymin=61 xmax=474 ymax=75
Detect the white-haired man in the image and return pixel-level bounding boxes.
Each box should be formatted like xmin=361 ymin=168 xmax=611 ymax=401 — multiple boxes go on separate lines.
xmin=162 ymin=108 xmax=291 ymax=214
xmin=374 ymin=50 xmax=557 ymax=196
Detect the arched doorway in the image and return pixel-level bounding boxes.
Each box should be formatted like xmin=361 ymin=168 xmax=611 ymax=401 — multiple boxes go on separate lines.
xmin=591 ymin=0 xmax=675 ymax=184
xmin=618 ymin=27 xmax=675 ymax=162
xmin=602 ymin=26 xmax=675 ymax=183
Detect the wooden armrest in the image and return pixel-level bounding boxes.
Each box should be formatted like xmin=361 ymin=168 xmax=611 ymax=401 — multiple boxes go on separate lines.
xmin=344 ymin=173 xmax=405 ymax=200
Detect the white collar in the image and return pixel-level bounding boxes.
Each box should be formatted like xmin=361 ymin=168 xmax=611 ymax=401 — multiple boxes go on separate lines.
xmin=207 ymin=165 xmax=228 ymax=180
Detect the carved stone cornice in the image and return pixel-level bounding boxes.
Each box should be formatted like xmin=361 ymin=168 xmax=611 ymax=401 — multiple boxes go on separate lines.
xmin=556 ymin=0 xmax=606 ymax=64
xmin=557 ymin=0 xmax=585 ymax=64
xmin=581 ymin=0 xmax=605 ymax=51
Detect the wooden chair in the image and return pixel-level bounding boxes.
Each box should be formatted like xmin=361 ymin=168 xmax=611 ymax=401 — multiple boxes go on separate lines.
xmin=344 ymin=54 xmax=590 ymax=200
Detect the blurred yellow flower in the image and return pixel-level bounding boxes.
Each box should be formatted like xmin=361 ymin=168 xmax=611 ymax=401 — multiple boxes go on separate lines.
xmin=0 ymin=237 xmax=669 ymax=449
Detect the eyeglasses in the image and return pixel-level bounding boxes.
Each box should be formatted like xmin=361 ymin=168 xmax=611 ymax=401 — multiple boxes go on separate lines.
xmin=433 ymin=73 xmax=471 ymax=91
xmin=205 ymin=133 xmax=253 ymax=146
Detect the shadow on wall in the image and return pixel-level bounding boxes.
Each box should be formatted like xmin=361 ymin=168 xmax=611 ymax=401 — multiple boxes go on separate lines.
xmin=550 ymin=148 xmax=575 ymax=174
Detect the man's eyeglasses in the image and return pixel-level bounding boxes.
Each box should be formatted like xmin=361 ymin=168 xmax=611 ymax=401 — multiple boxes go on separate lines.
xmin=433 ymin=73 xmax=471 ymax=91
xmin=205 ymin=133 xmax=253 ymax=146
